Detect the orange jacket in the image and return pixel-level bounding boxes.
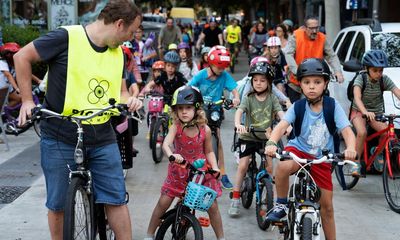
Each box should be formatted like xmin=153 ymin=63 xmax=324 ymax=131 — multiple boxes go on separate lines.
xmin=289 ymin=29 xmax=325 ymax=86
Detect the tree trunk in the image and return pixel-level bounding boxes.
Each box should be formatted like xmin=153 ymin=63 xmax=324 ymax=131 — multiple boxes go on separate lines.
xmin=324 ymin=0 xmax=341 ymax=43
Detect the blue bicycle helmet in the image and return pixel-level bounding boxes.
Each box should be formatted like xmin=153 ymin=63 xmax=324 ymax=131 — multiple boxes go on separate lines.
xmin=362 ymin=50 xmax=388 ymax=68
xmin=164 ymin=51 xmax=181 ymax=64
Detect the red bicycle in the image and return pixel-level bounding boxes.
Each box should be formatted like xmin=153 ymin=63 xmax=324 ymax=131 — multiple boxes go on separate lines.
xmin=335 ymin=114 xmax=400 ymax=213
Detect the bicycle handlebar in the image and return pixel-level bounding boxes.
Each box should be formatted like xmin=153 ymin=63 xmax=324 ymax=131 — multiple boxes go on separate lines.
xmin=363 ymin=114 xmax=400 ymax=123
xmin=203 ymin=98 xmax=233 ymax=110
xmin=168 ymin=155 xmax=220 ymax=178
xmin=275 ymin=151 xmax=357 ymax=166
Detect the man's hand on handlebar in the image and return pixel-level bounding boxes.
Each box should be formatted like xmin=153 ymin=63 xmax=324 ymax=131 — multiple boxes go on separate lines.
xmin=17 ymin=100 xmax=36 ymax=127
xmin=126 ymin=96 xmax=143 ymax=112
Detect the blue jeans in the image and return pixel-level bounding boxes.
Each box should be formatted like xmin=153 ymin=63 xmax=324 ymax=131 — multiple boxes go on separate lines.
xmin=41 ymin=136 xmax=126 ymax=211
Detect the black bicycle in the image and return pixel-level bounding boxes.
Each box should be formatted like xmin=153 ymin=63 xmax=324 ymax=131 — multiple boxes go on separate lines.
xmin=155 ymin=156 xmax=219 ymax=240
xmin=30 ymin=98 xmax=140 ymax=240
xmin=203 ymin=97 xmax=232 ymax=162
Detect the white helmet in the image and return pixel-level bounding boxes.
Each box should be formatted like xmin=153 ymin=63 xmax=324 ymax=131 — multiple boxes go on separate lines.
xmin=266 ymin=37 xmax=281 ymax=47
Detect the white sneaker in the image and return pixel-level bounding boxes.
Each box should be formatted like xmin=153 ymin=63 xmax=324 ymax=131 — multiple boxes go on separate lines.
xmin=228 ymin=198 xmax=240 ymax=217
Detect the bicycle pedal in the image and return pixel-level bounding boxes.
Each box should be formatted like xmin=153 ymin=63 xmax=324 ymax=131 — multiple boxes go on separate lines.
xmin=198 ymin=217 xmax=210 ymax=227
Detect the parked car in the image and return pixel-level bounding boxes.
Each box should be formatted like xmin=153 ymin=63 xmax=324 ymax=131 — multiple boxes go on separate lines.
xmin=328 ymin=20 xmax=400 ymax=126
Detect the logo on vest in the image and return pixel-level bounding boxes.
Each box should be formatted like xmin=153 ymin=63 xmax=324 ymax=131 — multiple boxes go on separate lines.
xmin=87 ymin=78 xmax=110 ymax=105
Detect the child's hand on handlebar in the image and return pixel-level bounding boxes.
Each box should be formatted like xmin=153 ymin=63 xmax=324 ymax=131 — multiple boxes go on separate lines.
xmin=171 ymin=154 xmax=184 ymax=164
xmin=232 ymin=97 xmax=240 ymax=107
xmin=344 ymin=149 xmax=357 ymax=161
xmin=265 ymin=145 xmax=278 ymax=157
xmin=363 ymin=112 xmax=375 ymax=121
xmin=235 ymin=124 xmax=247 ymax=134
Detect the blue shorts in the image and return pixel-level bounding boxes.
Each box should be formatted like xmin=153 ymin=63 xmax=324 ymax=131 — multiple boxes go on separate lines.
xmin=41 ymin=136 xmax=127 ymax=211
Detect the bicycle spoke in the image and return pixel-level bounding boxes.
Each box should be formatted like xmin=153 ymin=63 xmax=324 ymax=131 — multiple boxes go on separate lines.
xmin=74 ymin=190 xmax=91 ymax=239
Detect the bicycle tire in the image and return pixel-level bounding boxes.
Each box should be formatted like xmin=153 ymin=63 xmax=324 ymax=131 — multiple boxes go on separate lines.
xmin=63 ymin=177 xmax=94 ymax=240
xmin=301 ymin=215 xmax=313 ymax=240
xmin=155 ymin=212 xmax=203 ymax=240
xmin=241 ymin=176 xmax=253 ymax=209
xmin=256 ymin=177 xmax=273 ymax=230
xmin=211 ymin=132 xmax=219 ymax=163
xmin=383 ymin=153 xmax=400 ymax=213
xmin=151 ymin=118 xmax=167 ymax=163
xmin=334 ymin=164 xmax=359 ymax=190
xmin=148 ymin=116 xmax=156 ymax=149
xmin=95 ymin=204 xmax=116 ymax=240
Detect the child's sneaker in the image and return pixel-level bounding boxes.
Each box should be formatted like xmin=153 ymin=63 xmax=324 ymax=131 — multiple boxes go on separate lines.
xmin=228 ymin=198 xmax=240 ymax=217
xmin=351 ymin=162 xmax=362 ymax=177
xmin=221 ymin=175 xmax=233 ymax=189
xmin=266 ymin=203 xmax=288 ymax=222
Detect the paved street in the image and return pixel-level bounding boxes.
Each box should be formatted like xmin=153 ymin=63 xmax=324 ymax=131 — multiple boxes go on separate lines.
xmin=0 ymin=54 xmax=400 ymax=240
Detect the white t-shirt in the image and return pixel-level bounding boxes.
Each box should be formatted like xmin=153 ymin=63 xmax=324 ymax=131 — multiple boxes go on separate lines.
xmin=0 ymin=60 xmax=11 ymax=90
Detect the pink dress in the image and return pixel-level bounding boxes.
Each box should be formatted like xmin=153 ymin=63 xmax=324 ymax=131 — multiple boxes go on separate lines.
xmin=161 ymin=123 xmax=222 ymax=198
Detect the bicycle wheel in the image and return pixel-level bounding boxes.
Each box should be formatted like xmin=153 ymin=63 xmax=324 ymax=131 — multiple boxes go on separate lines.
xmin=301 ymin=215 xmax=313 ymax=240
xmin=95 ymin=204 xmax=115 ymax=240
xmin=211 ymin=132 xmax=219 ymax=162
xmin=148 ymin=116 xmax=156 ymax=149
xmin=151 ymin=118 xmax=167 ymax=163
xmin=334 ymin=164 xmax=359 ymax=190
xmin=155 ymin=212 xmax=203 ymax=240
xmin=383 ymin=152 xmax=400 ymax=213
xmin=241 ymin=176 xmax=253 ymax=209
xmin=63 ymin=177 xmax=94 ymax=240
xmin=256 ymin=177 xmax=273 ymax=230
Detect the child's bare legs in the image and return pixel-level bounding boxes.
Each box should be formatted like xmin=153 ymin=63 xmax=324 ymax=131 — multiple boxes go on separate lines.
xmin=369 ymin=120 xmax=389 ymax=154
xmin=352 ymin=115 xmax=367 ymax=164
xmin=228 ymin=155 xmax=250 ymax=216
xmin=319 ymin=189 xmax=335 ymax=240
xmin=217 ymin=128 xmax=233 ymax=189
xmin=208 ymin=201 xmax=224 ymax=238
xmin=146 ymin=194 xmax=174 ymax=237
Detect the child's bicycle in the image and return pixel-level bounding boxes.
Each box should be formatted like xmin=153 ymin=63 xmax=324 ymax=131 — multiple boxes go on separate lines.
xmin=334 ymin=114 xmax=400 ymax=213
xmin=29 ymin=99 xmax=141 ymax=240
xmin=150 ymin=95 xmax=172 ymax=163
xmin=145 ymin=91 xmax=165 ymax=149
xmin=274 ymin=150 xmax=356 ymax=240
xmin=231 ymin=126 xmax=275 ymax=230
xmin=203 ymin=97 xmax=233 ymax=162
xmin=155 ymin=156 xmax=219 ymax=240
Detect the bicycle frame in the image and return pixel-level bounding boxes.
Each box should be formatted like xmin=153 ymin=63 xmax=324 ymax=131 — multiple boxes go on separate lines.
xmin=363 ymin=117 xmax=398 ymax=177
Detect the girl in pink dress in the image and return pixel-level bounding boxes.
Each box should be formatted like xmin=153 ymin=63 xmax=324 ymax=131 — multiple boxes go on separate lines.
xmin=145 ymin=86 xmax=225 ymax=240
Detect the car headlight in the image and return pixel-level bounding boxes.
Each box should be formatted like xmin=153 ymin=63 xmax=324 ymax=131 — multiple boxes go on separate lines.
xmin=210 ymin=111 xmax=220 ymax=121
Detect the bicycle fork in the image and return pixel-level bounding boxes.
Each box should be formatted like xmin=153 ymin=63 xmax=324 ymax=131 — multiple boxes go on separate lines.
xmin=292 ymin=207 xmax=321 ymax=240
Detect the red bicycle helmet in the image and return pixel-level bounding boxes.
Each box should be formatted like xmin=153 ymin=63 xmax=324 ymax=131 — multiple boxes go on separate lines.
xmin=152 ymin=60 xmax=165 ymax=70
xmin=208 ymin=45 xmax=231 ymax=69
xmin=0 ymin=42 xmax=21 ymax=54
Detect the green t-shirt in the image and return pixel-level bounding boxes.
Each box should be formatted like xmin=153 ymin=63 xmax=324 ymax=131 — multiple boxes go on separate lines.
xmin=352 ymin=72 xmax=395 ymax=113
xmin=239 ymin=93 xmax=282 ymax=141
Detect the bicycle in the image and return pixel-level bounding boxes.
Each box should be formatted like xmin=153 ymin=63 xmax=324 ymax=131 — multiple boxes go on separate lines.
xmin=144 ymin=92 xmax=165 ymax=149
xmin=234 ymin=126 xmax=275 ymax=230
xmin=226 ymin=43 xmax=238 ymax=74
xmin=335 ymin=114 xmax=400 ymax=213
xmin=202 ymin=97 xmax=232 ymax=162
xmin=155 ymin=156 xmax=219 ymax=240
xmin=30 ymin=98 xmax=141 ymax=240
xmin=150 ymin=95 xmax=172 ymax=163
xmin=274 ymin=150 xmax=356 ymax=240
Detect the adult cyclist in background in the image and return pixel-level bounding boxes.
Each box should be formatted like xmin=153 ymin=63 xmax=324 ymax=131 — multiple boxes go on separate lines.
xmin=14 ymin=1 xmax=142 ymax=239
xmin=223 ymin=19 xmax=241 ymax=61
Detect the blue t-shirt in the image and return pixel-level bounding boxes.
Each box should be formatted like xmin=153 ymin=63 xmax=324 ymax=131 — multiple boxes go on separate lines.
xmin=189 ymin=68 xmax=237 ymax=102
xmin=284 ymin=100 xmax=350 ymax=158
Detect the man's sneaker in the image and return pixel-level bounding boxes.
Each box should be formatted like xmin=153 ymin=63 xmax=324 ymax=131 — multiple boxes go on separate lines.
xmin=351 ymin=162 xmax=362 ymax=177
xmin=228 ymin=198 xmax=240 ymax=217
xmin=221 ymin=175 xmax=233 ymax=189
xmin=266 ymin=203 xmax=288 ymax=222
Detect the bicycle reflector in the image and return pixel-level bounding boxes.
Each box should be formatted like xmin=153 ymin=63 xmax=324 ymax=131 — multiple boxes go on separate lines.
xmin=198 ymin=217 xmax=210 ymax=227
xmin=74 ymin=148 xmax=84 ymax=164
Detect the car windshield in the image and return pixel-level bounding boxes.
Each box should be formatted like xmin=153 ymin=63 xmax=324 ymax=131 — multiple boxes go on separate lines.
xmin=371 ymin=32 xmax=400 ymax=67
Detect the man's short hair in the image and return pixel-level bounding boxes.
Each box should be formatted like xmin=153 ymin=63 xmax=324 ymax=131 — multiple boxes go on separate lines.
xmin=304 ymin=16 xmax=319 ymax=26
xmin=98 ymin=0 xmax=142 ymax=26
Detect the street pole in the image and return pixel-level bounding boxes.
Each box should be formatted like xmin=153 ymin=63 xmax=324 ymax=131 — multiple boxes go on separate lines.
xmin=324 ymin=0 xmax=341 ymax=43
xmin=372 ymin=0 xmax=379 ymax=20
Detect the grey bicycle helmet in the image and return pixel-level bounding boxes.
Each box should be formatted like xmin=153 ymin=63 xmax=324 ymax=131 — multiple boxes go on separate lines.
xmin=163 ymin=51 xmax=181 ymax=64
xmin=171 ymin=86 xmax=203 ymax=109
xmin=296 ymin=58 xmax=330 ymax=81
xmin=362 ymin=50 xmax=388 ymax=68
xmin=201 ymin=47 xmax=211 ymax=55
xmin=248 ymin=62 xmax=275 ymax=81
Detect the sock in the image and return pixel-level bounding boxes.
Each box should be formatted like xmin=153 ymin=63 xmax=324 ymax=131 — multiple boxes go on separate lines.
xmin=277 ymin=197 xmax=288 ymax=205
xmin=232 ymin=190 xmax=240 ymax=199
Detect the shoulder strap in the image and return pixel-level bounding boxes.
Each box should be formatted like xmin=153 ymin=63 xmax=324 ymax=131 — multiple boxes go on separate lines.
xmin=294 ymin=98 xmax=307 ymax=136
xmin=322 ymin=96 xmax=336 ymax=135
xmin=361 ymin=71 xmax=367 ymax=94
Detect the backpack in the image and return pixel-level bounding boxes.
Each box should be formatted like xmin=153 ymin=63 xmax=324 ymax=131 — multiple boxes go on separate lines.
xmin=293 ymin=96 xmax=339 ymax=153
xmin=347 ymin=71 xmax=384 ymax=101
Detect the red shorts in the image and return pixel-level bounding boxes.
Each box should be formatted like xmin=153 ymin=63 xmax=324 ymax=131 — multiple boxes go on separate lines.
xmin=284 ymin=146 xmax=333 ymax=191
